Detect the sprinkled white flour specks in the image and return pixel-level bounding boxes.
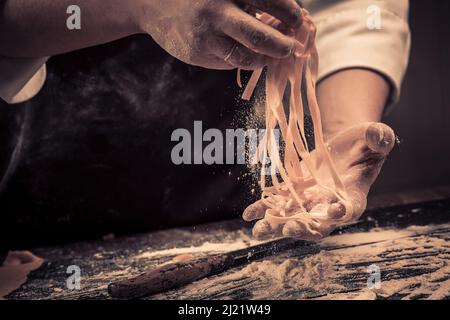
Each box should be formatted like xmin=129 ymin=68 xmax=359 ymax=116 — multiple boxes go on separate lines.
xmin=149 ymin=223 xmax=450 ymax=300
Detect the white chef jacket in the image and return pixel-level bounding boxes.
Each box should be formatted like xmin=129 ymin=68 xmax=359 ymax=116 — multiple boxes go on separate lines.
xmin=0 ymin=0 xmax=411 ymax=106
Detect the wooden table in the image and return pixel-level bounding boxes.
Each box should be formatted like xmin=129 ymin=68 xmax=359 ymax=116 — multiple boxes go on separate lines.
xmin=7 ymin=198 xmax=450 ymax=300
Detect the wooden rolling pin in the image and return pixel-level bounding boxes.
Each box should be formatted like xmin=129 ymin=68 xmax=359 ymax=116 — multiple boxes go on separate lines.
xmin=108 ymin=237 xmax=305 ymax=299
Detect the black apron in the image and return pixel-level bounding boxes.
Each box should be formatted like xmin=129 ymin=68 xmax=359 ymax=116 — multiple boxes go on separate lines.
xmin=0 ymin=35 xmax=260 ymax=248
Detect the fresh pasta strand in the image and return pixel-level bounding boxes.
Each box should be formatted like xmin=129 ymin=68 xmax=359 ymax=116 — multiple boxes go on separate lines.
xmin=241 ymin=9 xmax=354 ymax=230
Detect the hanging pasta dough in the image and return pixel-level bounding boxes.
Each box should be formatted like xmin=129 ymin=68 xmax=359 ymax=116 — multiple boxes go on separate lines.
xmin=241 ymin=9 xmax=354 ymax=238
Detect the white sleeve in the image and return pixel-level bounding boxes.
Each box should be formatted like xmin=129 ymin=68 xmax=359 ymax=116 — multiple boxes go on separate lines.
xmin=0 ymin=56 xmax=48 ymax=104
xmin=304 ymin=0 xmax=411 ymax=108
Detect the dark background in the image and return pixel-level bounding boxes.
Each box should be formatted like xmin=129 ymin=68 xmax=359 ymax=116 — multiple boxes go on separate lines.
xmin=372 ymin=0 xmax=450 ymax=193
xmin=0 ymin=0 xmax=449 ymax=248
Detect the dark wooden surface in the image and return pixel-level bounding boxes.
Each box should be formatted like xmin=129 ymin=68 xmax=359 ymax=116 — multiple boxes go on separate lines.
xmin=6 ymin=196 xmax=450 ymax=300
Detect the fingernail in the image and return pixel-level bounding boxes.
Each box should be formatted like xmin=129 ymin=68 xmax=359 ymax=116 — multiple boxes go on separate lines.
xmin=366 ymin=123 xmax=395 ymax=154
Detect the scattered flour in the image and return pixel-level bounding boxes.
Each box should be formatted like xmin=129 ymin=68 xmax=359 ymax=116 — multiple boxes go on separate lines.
xmin=134 ymin=238 xmax=263 ymax=260
xmin=241 ymin=251 xmax=344 ymax=292
xmin=171 ymin=223 xmax=450 ymax=300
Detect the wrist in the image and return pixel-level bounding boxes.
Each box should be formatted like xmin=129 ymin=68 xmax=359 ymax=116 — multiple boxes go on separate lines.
xmin=99 ymin=0 xmax=144 ymax=36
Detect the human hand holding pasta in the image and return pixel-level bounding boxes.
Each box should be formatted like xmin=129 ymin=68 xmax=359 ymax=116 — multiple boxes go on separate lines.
xmin=241 ymin=9 xmax=396 ymax=241
xmin=243 ymin=122 xmax=396 ymax=241
xmin=137 ymin=0 xmax=303 ymax=70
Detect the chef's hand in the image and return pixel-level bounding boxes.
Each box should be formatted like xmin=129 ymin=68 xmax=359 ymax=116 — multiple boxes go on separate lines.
xmin=137 ymin=0 xmax=303 ymax=70
xmin=243 ymin=122 xmax=396 ymax=241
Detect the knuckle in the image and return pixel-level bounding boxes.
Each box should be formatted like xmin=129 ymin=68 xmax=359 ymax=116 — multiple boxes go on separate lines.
xmin=247 ymin=29 xmax=269 ymax=50
xmin=197 ymin=1 xmax=214 ymax=19
xmin=199 ymin=0 xmax=226 ymax=25
xmin=240 ymin=23 xmax=293 ymax=57
xmin=193 ymin=3 xmax=218 ymax=32
xmin=270 ymin=37 xmax=293 ymax=58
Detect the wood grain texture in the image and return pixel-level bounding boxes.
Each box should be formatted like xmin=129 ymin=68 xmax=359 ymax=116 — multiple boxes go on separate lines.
xmin=6 ymin=199 xmax=450 ymax=300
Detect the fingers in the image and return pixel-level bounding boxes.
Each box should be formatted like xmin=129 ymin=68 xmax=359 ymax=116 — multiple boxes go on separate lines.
xmin=246 ymin=190 xmax=348 ymax=240
xmin=327 ymin=202 xmax=346 ymax=220
xmin=240 ymin=0 xmax=303 ymax=29
xmin=252 ymin=219 xmax=273 ymax=239
xmin=243 ymin=200 xmax=268 ymax=221
xmin=209 ymin=36 xmax=267 ymax=70
xmin=282 ymin=220 xmax=305 ymax=237
xmin=303 ymin=188 xmax=338 ymax=212
xmin=365 ymin=122 xmax=395 ymax=155
xmin=199 ymin=56 xmax=235 ymax=70
xmin=227 ymin=43 xmax=267 ymax=70
xmin=252 ymin=219 xmax=282 ymax=239
xmin=219 ymin=3 xmax=297 ymax=59
xmin=249 ymin=199 xmax=346 ymax=240
xmin=343 ymin=188 xmax=367 ymax=220
xmin=281 ymin=220 xmax=326 ymax=241
xmin=3 ymin=251 xmax=39 ymax=266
